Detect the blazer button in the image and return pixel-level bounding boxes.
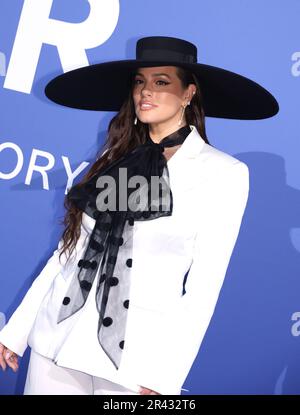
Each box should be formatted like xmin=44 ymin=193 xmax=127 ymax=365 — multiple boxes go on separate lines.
xmin=80 ymin=280 xmax=92 ymax=291
xmin=62 ymin=297 xmax=70 ymax=305
xmin=90 ymin=260 xmax=98 ymax=270
xmin=103 ymin=317 xmax=113 ymax=327
xmin=108 ymin=276 xmax=119 ymax=286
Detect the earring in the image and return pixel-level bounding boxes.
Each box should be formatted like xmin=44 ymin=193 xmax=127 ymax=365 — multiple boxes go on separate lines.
xmin=134 ymin=116 xmax=137 ymax=125
xmin=178 ymin=104 xmax=186 ymax=126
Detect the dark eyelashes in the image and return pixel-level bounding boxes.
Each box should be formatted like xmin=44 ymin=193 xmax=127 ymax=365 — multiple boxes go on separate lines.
xmin=133 ymin=79 xmax=170 ymax=86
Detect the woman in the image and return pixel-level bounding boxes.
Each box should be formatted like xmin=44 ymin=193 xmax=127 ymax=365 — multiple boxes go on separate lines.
xmin=0 ymin=36 xmax=278 ymax=395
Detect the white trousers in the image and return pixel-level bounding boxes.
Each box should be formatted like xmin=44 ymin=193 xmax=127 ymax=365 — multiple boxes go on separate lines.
xmin=24 ymin=350 xmax=139 ymax=395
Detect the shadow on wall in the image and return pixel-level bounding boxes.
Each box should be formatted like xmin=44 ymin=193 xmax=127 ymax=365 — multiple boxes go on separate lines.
xmin=183 ymin=151 xmax=300 ymax=395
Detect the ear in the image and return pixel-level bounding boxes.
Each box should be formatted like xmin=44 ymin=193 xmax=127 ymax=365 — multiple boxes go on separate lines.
xmin=186 ymin=84 xmax=197 ymax=101
xmin=183 ymin=84 xmax=197 ymax=106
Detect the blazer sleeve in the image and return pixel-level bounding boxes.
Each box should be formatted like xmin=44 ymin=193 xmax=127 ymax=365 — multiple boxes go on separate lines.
xmin=0 ymin=239 xmax=66 ymax=356
xmin=0 ymin=224 xmax=89 ymax=357
xmin=0 ymin=150 xmax=107 ymax=357
xmin=136 ymin=161 xmax=250 ymax=395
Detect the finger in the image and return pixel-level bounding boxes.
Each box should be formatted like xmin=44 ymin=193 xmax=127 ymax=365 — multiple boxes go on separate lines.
xmin=0 ymin=345 xmax=7 ymax=371
xmin=6 ymin=356 xmax=19 ymax=372
xmin=139 ymin=387 xmax=154 ymax=395
xmin=4 ymin=351 xmax=19 ymax=372
xmin=140 ymin=386 xmax=160 ymax=395
xmin=8 ymin=354 xmax=19 ymax=367
xmin=139 ymin=387 xmax=149 ymax=395
xmin=0 ymin=357 xmax=6 ymax=371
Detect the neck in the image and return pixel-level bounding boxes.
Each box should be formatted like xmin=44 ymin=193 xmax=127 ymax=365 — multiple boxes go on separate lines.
xmin=148 ymin=122 xmax=188 ymax=144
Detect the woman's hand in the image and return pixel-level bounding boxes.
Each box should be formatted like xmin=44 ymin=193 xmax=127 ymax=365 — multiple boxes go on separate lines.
xmin=0 ymin=343 xmax=19 ymax=372
xmin=139 ymin=386 xmax=161 ymax=395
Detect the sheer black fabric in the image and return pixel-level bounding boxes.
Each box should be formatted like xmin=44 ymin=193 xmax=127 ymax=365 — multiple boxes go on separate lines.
xmin=57 ymin=125 xmax=192 ymax=368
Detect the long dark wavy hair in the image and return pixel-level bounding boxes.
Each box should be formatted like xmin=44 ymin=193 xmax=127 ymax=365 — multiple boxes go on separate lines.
xmin=58 ymin=66 xmax=210 ymax=262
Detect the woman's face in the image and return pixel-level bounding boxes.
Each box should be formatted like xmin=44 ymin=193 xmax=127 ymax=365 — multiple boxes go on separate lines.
xmin=132 ymin=66 xmax=194 ymax=128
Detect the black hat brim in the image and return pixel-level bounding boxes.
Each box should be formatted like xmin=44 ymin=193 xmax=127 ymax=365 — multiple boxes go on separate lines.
xmin=45 ymin=60 xmax=279 ymax=120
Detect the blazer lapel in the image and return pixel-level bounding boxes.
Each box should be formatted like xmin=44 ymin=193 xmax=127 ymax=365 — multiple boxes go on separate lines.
xmin=167 ymin=125 xmax=206 ymax=191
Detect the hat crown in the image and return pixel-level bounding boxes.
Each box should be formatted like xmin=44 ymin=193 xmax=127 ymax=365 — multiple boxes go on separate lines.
xmin=136 ymin=36 xmax=197 ymax=64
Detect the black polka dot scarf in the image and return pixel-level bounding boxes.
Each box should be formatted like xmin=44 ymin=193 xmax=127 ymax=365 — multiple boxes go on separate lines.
xmin=57 ymin=125 xmax=192 ymax=369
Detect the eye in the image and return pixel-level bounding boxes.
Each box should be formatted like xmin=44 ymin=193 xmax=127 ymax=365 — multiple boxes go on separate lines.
xmin=133 ymin=78 xmax=143 ymax=85
xmin=156 ymin=80 xmax=169 ymax=86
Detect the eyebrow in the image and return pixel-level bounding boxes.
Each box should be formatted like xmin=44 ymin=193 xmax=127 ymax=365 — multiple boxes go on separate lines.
xmin=134 ymin=72 xmax=171 ymax=79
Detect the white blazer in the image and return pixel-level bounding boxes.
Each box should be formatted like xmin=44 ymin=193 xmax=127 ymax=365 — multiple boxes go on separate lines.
xmin=0 ymin=125 xmax=249 ymax=395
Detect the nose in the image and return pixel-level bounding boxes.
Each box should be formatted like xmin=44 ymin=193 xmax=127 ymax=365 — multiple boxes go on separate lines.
xmin=140 ymin=81 xmax=152 ymax=96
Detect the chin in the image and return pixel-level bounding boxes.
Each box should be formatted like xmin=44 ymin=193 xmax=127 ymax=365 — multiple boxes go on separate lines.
xmin=138 ymin=115 xmax=166 ymax=125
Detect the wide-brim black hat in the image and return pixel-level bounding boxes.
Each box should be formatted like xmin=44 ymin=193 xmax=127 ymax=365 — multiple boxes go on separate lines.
xmin=45 ymin=36 xmax=279 ymax=120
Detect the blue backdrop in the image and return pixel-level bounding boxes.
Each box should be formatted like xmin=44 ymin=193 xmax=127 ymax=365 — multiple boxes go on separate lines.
xmin=1 ymin=0 xmax=299 ymax=395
